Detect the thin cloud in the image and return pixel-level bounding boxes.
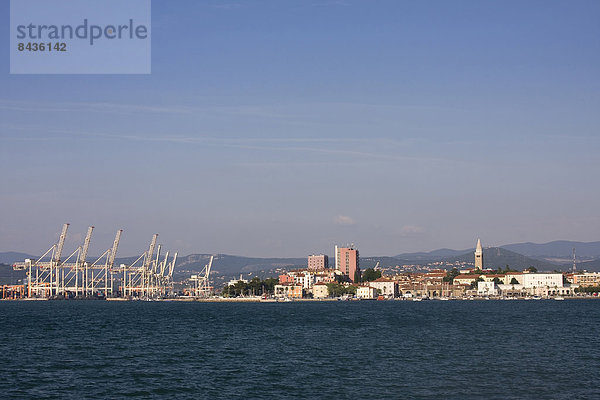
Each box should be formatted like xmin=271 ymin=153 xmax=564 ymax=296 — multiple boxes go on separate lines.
xmin=334 ymin=215 xmax=356 ymax=225
xmin=0 ymin=100 xmax=193 ymax=115
xmin=211 ymin=2 xmax=244 ymax=10
xmin=0 ymin=99 xmax=465 ymax=121
xmin=399 ymin=225 xmax=426 ymax=237
xmin=96 ymin=134 xmax=435 ymax=162
xmin=312 ymin=0 xmax=350 ymax=6
xmin=0 ymin=127 xmax=445 ymax=164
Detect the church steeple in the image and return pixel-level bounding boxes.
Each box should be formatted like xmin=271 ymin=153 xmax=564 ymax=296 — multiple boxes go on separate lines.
xmin=474 ymin=238 xmax=483 ymax=270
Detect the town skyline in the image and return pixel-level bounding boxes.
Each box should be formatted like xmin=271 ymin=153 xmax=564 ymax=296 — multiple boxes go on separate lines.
xmin=3 ymin=232 xmax=600 ymax=263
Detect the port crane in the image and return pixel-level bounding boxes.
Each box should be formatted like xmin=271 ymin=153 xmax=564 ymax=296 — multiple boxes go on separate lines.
xmin=190 ymin=255 xmax=214 ymax=297
xmin=120 ymin=234 xmax=178 ymax=298
xmin=13 ymin=224 xmax=177 ymax=299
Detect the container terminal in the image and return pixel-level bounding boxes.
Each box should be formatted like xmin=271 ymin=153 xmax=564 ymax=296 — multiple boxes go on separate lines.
xmin=7 ymin=223 xmax=181 ymax=300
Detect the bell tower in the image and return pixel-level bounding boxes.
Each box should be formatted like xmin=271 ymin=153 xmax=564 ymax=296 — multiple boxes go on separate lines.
xmin=474 ymin=238 xmax=484 ymax=270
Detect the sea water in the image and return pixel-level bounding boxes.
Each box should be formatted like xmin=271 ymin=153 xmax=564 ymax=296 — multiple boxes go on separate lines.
xmin=0 ymin=300 xmax=598 ymax=399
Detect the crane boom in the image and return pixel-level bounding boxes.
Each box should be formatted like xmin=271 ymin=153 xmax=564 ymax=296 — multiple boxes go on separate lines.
xmin=155 ymin=244 xmax=161 ymax=273
xmin=206 ymin=255 xmax=214 ymax=279
xmin=168 ymin=252 xmax=177 ymax=277
xmin=144 ymin=234 xmax=158 ymax=269
xmin=108 ymin=229 xmax=122 ymax=267
xmin=54 ymin=223 xmax=70 ymax=264
xmin=160 ymin=252 xmax=169 ymax=276
xmin=79 ymin=226 xmax=94 ymax=264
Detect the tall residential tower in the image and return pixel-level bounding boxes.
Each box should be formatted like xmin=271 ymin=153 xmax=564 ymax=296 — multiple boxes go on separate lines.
xmin=335 ymin=245 xmax=360 ymax=282
xmin=308 ymin=254 xmax=329 ymax=271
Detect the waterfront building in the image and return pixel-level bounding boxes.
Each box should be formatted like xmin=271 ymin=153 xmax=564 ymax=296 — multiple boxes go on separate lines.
xmin=280 ymin=269 xmax=321 ymax=289
xmin=335 ymin=245 xmax=360 ymax=282
xmin=313 ymin=269 xmax=337 ymax=284
xmin=356 ymin=286 xmax=378 ymax=299
xmin=497 ymin=284 xmax=524 ymax=297
xmin=293 ymin=271 xmax=315 ymax=290
xmin=482 ymin=274 xmax=505 ymax=283
xmin=572 ymin=272 xmax=600 ymax=287
xmin=421 ymin=273 xmax=445 ymax=285
xmin=503 ymin=272 xmax=523 ymax=285
xmin=477 ymin=281 xmax=499 ymax=296
xmin=369 ymin=277 xmax=397 ymax=298
xmin=499 ymin=272 xmax=574 ymax=297
xmin=564 ymin=273 xmax=575 ymax=284
xmin=274 ymin=283 xmax=303 ymax=298
xmin=474 ymin=238 xmax=484 ymax=270
xmin=308 ymin=254 xmax=329 ymax=271
xmin=226 ymin=275 xmax=248 ymax=287
xmin=521 ymin=273 xmax=563 ymax=289
xmin=391 ymin=273 xmax=414 ymax=284
xmin=312 ymin=282 xmax=329 ymax=298
xmin=453 ymin=274 xmax=481 ymax=286
xmin=451 ymin=284 xmax=470 ymax=297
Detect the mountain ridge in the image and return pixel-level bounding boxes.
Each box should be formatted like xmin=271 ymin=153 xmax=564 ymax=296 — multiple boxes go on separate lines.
xmin=2 ymin=239 xmax=600 ymax=278
xmin=395 ymin=240 xmax=600 ymax=261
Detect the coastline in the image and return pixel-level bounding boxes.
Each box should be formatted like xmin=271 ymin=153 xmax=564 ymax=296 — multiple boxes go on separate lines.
xmin=2 ymin=296 xmax=599 ymax=302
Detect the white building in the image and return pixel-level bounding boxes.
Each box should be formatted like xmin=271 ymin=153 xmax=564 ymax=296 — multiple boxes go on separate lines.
xmin=503 ymin=272 xmax=524 ymax=285
xmin=497 ymin=284 xmax=524 ymax=296
xmin=292 ymin=271 xmax=315 ymax=290
xmin=368 ymin=278 xmax=397 ymax=298
xmin=520 ymin=273 xmax=574 ymax=296
xmin=521 ymin=273 xmax=563 ymax=289
xmin=312 ymin=283 xmax=329 ymax=299
xmin=356 ymin=286 xmax=378 ymax=299
xmin=477 ymin=281 xmax=499 ymax=296
xmin=226 ymin=275 xmax=248 ymax=287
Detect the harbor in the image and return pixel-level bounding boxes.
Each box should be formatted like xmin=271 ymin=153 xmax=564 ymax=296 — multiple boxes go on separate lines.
xmin=9 ymin=223 xmax=178 ymax=300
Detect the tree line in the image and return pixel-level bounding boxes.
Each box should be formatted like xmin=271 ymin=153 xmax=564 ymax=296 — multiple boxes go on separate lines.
xmin=221 ymin=267 xmax=383 ymax=297
xmin=221 ymin=277 xmax=279 ymax=297
xmin=574 ymin=286 xmax=600 ymax=294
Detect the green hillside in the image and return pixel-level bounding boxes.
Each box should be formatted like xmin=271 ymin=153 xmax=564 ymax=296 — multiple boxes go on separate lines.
xmin=567 ymin=258 xmax=600 ymax=272
xmin=0 ymin=263 xmax=27 ymax=285
xmin=442 ymin=247 xmax=559 ymax=271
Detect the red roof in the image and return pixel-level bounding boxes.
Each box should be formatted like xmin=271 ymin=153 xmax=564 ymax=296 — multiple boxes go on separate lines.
xmin=372 ymin=277 xmax=393 ymax=282
xmin=454 ymin=274 xmax=480 ymax=279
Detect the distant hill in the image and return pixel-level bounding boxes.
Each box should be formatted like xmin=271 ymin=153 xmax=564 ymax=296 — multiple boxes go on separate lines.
xmin=501 ymin=241 xmax=600 ymax=259
xmin=361 ymin=256 xmax=418 ymax=268
xmin=441 ymin=247 xmax=559 ymax=271
xmin=564 ymin=258 xmax=600 ymax=272
xmin=3 ymin=242 xmax=596 ymax=280
xmin=0 ymin=263 xmax=27 ymax=285
xmin=393 ymin=241 xmax=600 ymax=264
xmin=0 ymin=252 xmax=35 ymax=264
xmin=395 ymin=248 xmax=471 ymax=261
xmin=173 ymin=254 xmax=306 ymax=277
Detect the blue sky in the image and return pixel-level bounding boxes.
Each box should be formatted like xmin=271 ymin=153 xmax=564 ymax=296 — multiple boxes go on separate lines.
xmin=1 ymin=0 xmax=599 ymax=257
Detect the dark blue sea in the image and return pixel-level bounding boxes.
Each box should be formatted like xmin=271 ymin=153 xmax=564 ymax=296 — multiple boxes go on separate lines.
xmin=0 ymin=300 xmax=598 ymax=399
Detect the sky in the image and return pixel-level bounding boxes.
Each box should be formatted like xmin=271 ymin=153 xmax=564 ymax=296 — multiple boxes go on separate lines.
xmin=1 ymin=0 xmax=599 ymax=258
